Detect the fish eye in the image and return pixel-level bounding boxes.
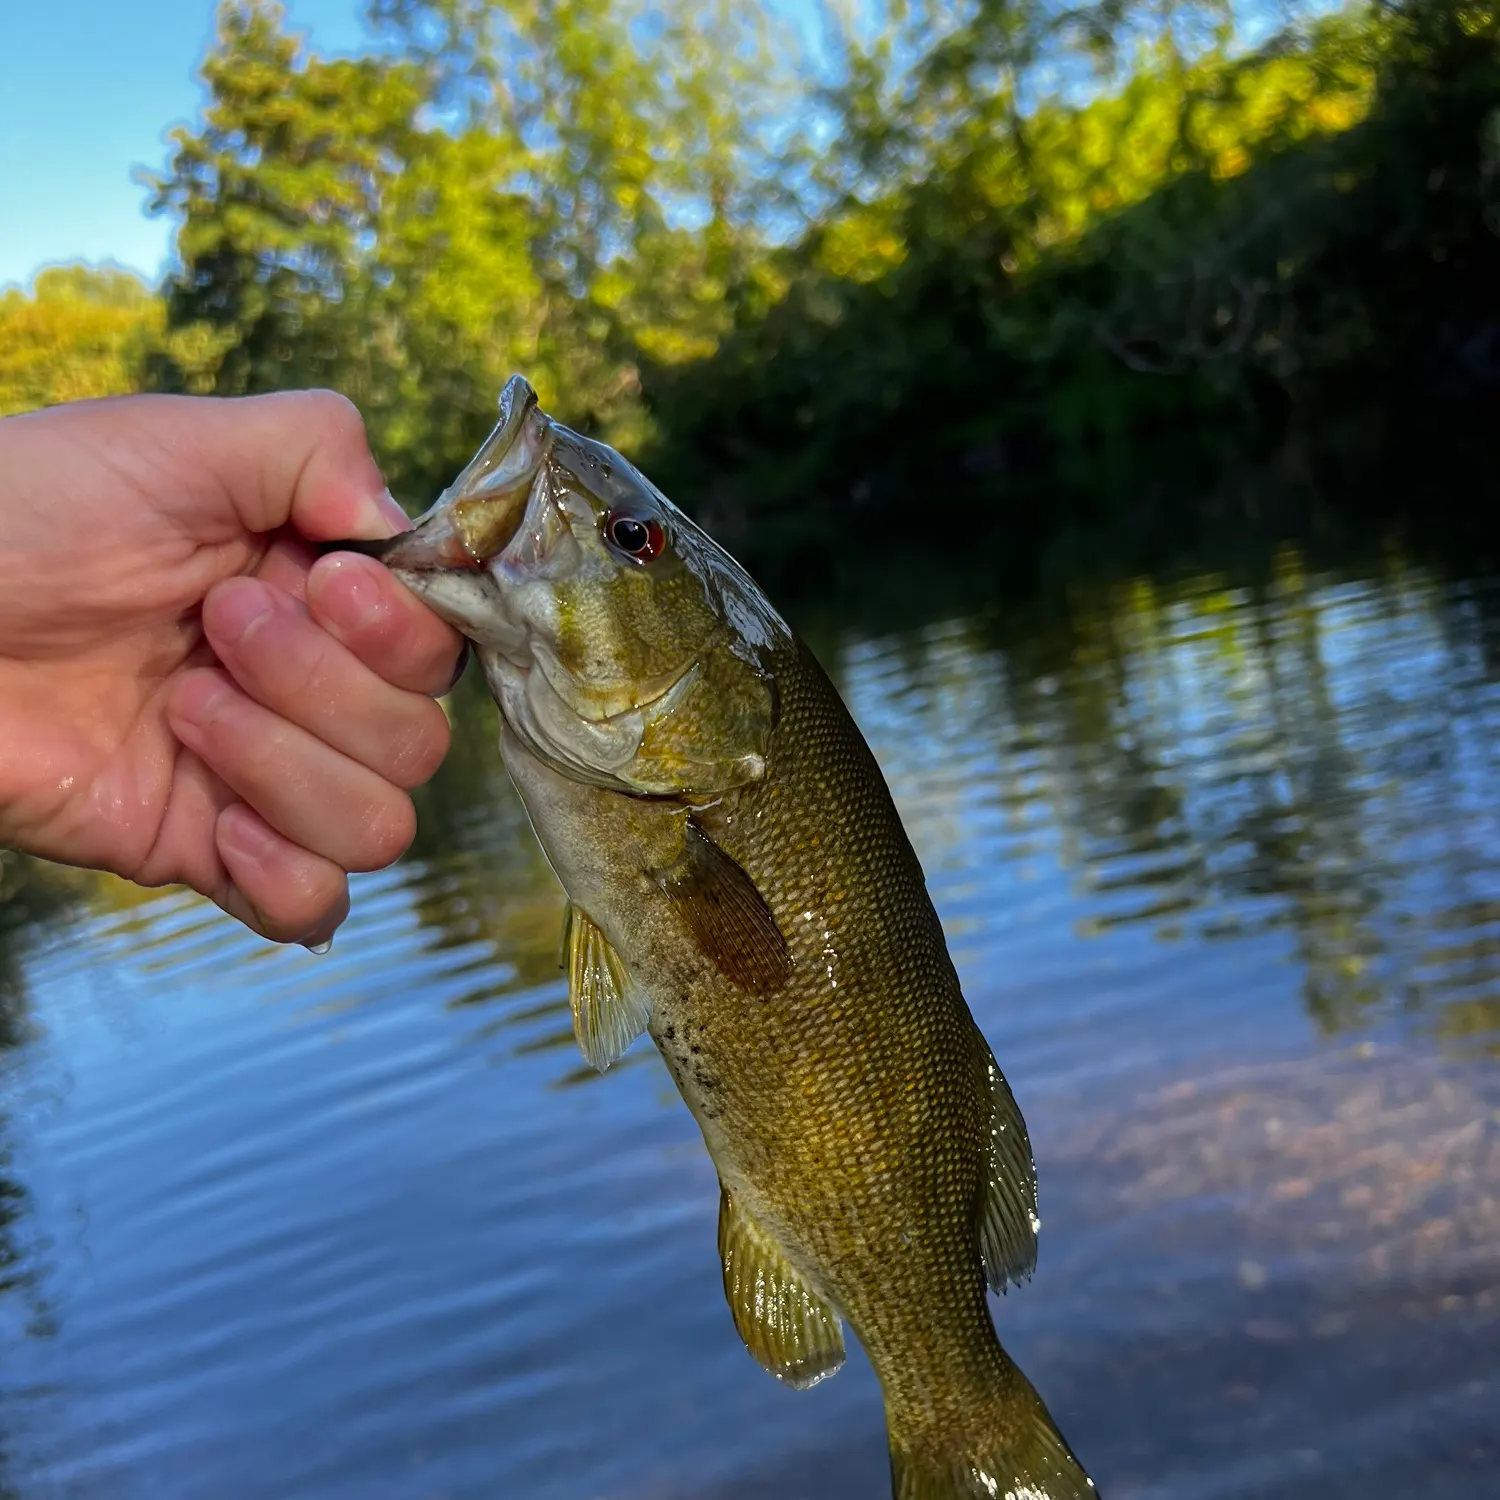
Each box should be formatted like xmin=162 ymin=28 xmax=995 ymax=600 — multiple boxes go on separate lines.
xmin=604 ymin=510 xmax=665 ymax=563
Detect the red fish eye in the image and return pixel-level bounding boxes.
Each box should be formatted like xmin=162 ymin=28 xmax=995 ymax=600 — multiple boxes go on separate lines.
xmin=604 ymin=511 xmax=665 ymax=562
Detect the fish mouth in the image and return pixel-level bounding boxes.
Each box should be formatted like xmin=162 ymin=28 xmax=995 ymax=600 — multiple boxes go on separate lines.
xmin=361 ymin=375 xmax=552 ymax=574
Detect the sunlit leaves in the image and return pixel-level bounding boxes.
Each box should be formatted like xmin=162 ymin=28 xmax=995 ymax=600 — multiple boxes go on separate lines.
xmin=0 ymin=267 xmax=163 ymax=417
xmin=141 ymin=0 xmax=786 ymax=496
xmin=5 ymin=0 xmax=1486 ymax=575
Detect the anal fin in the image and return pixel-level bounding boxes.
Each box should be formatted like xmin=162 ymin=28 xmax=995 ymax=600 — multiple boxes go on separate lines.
xmin=979 ymin=1054 xmax=1040 ymax=1292
xmin=565 ymin=904 xmax=650 ymax=1072
xmin=718 ymin=1186 xmax=844 ymax=1389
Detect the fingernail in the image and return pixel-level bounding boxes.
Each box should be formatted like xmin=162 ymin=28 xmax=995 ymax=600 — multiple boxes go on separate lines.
xmin=342 ymin=486 xmax=413 ymax=542
xmin=377 ymin=489 xmax=412 ymax=533
xmin=210 ymin=579 xmax=273 ymax=647
xmin=442 ymin=642 xmax=471 ymax=695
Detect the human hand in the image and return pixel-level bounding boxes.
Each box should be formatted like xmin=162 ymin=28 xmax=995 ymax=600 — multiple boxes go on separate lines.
xmin=0 ymin=392 xmax=464 ymax=948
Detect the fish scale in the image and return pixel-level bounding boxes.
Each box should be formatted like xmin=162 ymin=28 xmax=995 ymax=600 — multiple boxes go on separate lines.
xmin=359 ymin=375 xmax=1099 ymax=1500
xmin=689 ymin=642 xmax=1041 ymax=1454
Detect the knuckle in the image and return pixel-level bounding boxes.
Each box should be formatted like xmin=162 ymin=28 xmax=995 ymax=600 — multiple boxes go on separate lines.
xmin=231 ymin=621 xmax=330 ymax=710
xmin=358 ymin=794 xmax=416 ymax=871
xmin=260 ymin=908 xmax=313 ymax=945
xmin=354 ymin=586 xmax=418 ymax=665
xmin=181 ymin=674 xmax=247 ymax=750
xmin=220 ymin=840 xmax=344 ymax=945
xmin=230 ymin=713 xmax=295 ymax=784
xmin=306 ymin=389 xmax=367 ymax=444
xmin=386 ymin=704 xmax=451 ymax=788
xmin=276 ymin=632 xmax=335 ymax=709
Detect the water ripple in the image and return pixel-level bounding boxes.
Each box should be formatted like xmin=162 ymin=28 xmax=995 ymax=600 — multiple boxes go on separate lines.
xmin=1 ymin=553 xmax=1498 ymax=1498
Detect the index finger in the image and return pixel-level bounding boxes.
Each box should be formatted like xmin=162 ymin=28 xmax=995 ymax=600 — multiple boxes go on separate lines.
xmin=305 ymin=551 xmax=467 ymax=697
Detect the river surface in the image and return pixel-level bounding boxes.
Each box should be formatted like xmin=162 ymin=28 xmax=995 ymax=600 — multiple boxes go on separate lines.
xmin=1 ymin=549 xmax=1497 ymax=1500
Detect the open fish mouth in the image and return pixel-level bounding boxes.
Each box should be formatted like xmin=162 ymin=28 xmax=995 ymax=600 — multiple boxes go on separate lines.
xmin=357 ymin=375 xmax=554 ymax=574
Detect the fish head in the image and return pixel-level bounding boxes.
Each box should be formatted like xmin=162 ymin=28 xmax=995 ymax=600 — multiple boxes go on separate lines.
xmin=376 ymin=376 xmax=791 ymax=799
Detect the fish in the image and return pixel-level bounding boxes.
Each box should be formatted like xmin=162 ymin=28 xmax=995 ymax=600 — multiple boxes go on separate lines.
xmin=360 ymin=376 xmax=1098 ymax=1499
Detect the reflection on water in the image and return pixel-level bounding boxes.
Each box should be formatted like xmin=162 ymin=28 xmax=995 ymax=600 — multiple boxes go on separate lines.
xmin=0 ymin=550 xmax=1497 ymax=1499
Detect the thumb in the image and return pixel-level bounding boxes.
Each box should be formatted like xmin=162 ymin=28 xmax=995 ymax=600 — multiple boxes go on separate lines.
xmin=172 ymin=389 xmax=412 ymax=542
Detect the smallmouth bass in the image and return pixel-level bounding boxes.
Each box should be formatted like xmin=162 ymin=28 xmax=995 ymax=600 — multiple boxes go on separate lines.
xmin=359 ymin=377 xmax=1098 ymax=1500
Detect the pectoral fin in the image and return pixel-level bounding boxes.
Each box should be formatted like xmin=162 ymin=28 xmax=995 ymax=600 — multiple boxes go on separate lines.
xmin=565 ymin=904 xmax=651 ymax=1072
xmin=718 ymin=1186 xmax=844 ymax=1389
xmin=978 ymin=1054 xmax=1040 ymax=1292
xmin=657 ymin=821 xmax=793 ymax=993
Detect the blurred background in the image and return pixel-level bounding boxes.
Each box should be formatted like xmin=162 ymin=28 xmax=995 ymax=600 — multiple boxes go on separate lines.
xmin=2 ymin=2 xmax=1499 ymax=1497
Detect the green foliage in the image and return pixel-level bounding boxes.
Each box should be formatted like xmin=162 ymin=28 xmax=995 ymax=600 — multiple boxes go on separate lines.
xmin=144 ymin=0 xmax=530 ymax=497
xmin=3 ymin=0 xmax=1497 ymax=571
xmin=0 ymin=266 xmax=162 ymax=416
xmin=641 ymin=0 xmax=1500 ymax=590
xmin=147 ymin=0 xmax=782 ymax=499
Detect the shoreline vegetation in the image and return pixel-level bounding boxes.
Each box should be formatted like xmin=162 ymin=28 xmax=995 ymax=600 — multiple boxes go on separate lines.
xmin=0 ymin=0 xmax=1496 ymax=595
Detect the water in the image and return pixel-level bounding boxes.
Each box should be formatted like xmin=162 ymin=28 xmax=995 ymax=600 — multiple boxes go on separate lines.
xmin=1 ymin=548 xmax=1497 ymax=1500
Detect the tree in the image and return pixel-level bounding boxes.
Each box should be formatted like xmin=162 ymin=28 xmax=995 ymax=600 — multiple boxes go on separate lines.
xmin=0 ymin=266 xmax=162 ymax=416
xmin=149 ymin=0 xmax=784 ymax=498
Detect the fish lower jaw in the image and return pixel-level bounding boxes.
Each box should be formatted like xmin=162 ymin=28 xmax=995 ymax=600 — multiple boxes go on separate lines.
xmin=468 ymin=615 xmax=528 ymax=658
xmin=391 ymin=568 xmax=524 ymax=652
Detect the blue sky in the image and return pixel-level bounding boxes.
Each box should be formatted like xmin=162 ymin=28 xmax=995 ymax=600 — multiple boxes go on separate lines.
xmin=0 ymin=1 xmax=375 ymax=290
xmin=0 ymin=0 xmax=828 ymax=293
xmin=0 ymin=0 xmax=1305 ymax=292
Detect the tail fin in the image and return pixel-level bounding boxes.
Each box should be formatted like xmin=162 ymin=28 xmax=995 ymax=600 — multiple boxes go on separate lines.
xmin=888 ymin=1369 xmax=1097 ymax=1500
